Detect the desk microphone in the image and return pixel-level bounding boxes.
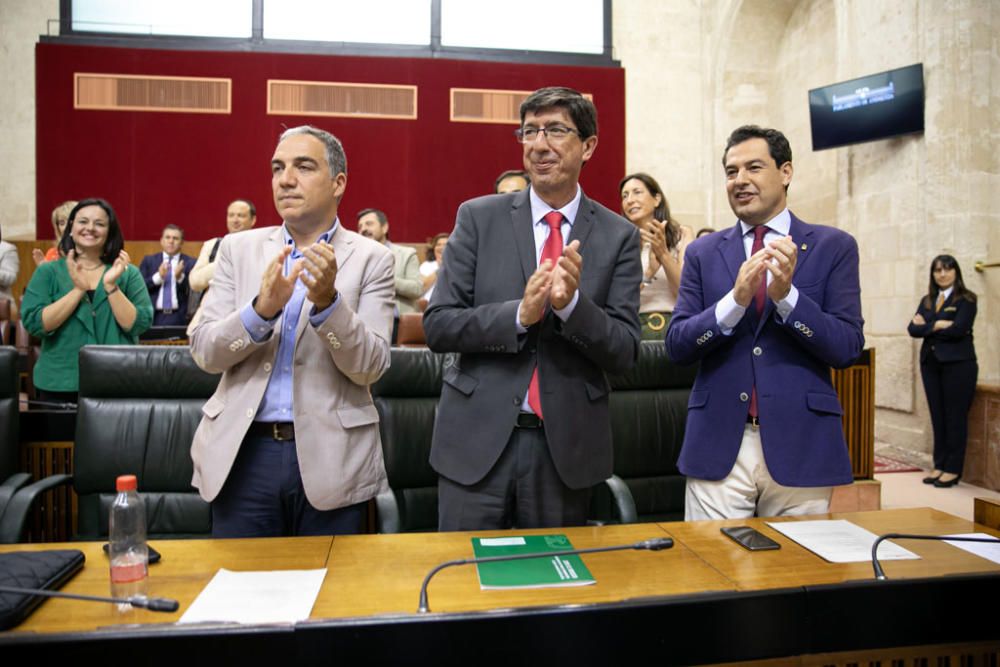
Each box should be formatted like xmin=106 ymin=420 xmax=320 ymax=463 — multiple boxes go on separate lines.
xmin=417 ymin=537 xmax=673 ymax=613
xmin=871 ymin=533 xmax=1000 ymax=580
xmin=0 ymin=585 xmax=179 ymax=612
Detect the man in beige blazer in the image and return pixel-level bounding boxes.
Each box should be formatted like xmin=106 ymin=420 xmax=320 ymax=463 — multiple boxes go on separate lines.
xmin=189 ymin=125 xmax=395 ymax=538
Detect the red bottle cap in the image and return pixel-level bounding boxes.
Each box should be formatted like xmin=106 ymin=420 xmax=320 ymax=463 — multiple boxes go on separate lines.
xmin=116 ymin=474 xmax=138 ymax=492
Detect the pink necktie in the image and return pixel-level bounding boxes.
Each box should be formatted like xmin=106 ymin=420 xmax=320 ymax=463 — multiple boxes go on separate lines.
xmin=749 ymin=225 xmax=768 ymax=419
xmin=527 ymin=211 xmax=565 ymax=419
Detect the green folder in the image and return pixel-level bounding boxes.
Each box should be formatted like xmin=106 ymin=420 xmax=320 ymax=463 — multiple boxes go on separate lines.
xmin=471 ymin=534 xmax=596 ymax=589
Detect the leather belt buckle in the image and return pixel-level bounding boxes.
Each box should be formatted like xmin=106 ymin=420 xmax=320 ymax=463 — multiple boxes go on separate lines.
xmin=515 ymin=412 xmax=542 ymax=429
xmin=272 ymin=422 xmax=295 ymax=441
xmin=646 ymin=312 xmax=667 ymax=332
xmin=746 ymin=415 xmax=759 ymax=431
xmin=161 ymin=308 xmax=176 ymax=314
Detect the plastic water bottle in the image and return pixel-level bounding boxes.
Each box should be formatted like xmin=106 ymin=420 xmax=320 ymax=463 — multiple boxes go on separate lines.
xmin=108 ymin=474 xmax=148 ymax=613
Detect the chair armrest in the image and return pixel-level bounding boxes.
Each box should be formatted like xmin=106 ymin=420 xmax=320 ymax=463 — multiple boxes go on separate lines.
xmin=0 ymin=474 xmax=73 ymax=543
xmin=375 ymin=490 xmax=401 ymax=534
xmin=0 ymin=473 xmax=32 ymax=509
xmin=602 ymin=475 xmax=638 ymax=524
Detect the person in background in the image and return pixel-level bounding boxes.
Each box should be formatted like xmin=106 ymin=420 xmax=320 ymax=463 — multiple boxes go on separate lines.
xmin=0 ymin=225 xmax=20 ymax=319
xmin=907 ymin=255 xmax=978 ymax=489
xmin=190 ymin=199 xmax=258 ymax=294
xmin=139 ymin=225 xmax=197 ymax=326
xmin=619 ymin=172 xmax=693 ymax=339
xmin=357 ymin=208 xmax=422 ymax=342
xmin=33 ymin=200 xmax=77 ymax=266
xmin=21 ymin=198 xmax=152 ymax=404
xmin=494 ymin=169 xmax=530 ymax=194
xmin=696 ymin=227 xmax=715 ymax=238
xmin=418 ymin=232 xmax=449 ymax=309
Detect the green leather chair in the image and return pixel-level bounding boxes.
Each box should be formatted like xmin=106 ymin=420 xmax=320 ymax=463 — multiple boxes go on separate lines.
xmin=73 ymin=345 xmax=219 ymax=539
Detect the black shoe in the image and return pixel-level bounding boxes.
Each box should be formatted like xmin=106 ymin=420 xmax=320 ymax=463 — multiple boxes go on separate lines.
xmin=922 ymin=473 xmax=942 ymax=484
xmin=933 ymin=475 xmax=961 ymax=488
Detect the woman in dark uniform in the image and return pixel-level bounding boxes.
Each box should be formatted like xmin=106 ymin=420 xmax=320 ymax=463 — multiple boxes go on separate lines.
xmin=907 ymin=255 xmax=977 ymax=488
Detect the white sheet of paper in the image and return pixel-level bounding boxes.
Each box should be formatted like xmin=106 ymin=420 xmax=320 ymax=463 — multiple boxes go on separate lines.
xmin=178 ymin=568 xmax=327 ymax=625
xmin=944 ymin=533 xmax=1000 ymax=565
xmin=766 ymin=519 xmax=919 ymax=563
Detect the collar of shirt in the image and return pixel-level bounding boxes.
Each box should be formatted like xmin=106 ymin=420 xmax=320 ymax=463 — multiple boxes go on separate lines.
xmin=281 ymin=219 xmax=339 ymax=269
xmin=528 ymin=185 xmax=581 ymax=260
xmin=939 ymin=286 xmax=954 ymax=300
xmin=739 ymin=207 xmax=791 ymax=239
xmin=161 ymin=252 xmax=177 ymax=262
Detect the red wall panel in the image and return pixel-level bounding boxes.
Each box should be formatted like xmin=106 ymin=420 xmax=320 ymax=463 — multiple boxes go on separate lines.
xmin=36 ymin=43 xmax=625 ymax=243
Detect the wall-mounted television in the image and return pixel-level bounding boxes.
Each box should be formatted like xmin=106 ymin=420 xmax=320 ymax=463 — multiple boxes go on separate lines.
xmin=808 ymin=63 xmax=924 ymax=151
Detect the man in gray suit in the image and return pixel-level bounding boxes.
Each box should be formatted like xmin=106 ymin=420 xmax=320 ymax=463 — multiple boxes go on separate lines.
xmin=424 ymin=87 xmax=641 ymax=530
xmin=189 ymin=125 xmax=395 ymax=538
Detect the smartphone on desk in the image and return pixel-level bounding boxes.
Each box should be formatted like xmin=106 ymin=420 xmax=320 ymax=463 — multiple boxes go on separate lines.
xmin=720 ymin=526 xmax=781 ymax=551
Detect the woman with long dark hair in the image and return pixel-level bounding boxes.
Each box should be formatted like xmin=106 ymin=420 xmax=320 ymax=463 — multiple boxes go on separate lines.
xmin=22 ymin=198 xmax=153 ymax=404
xmin=619 ymin=172 xmax=693 ymax=339
xmin=907 ymin=255 xmax=978 ymax=488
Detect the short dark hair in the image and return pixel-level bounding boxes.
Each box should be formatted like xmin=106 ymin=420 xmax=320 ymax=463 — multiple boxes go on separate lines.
xmin=162 ymin=223 xmax=184 ymax=241
xmin=519 ymin=87 xmax=597 ymax=139
xmin=279 ymin=125 xmax=348 ymax=177
xmin=494 ymin=169 xmax=530 ymax=194
xmin=60 ymin=198 xmax=125 ymax=265
xmin=722 ymin=125 xmax=792 ymax=169
xmin=356 ymin=208 xmax=387 ymax=225
xmin=230 ymin=198 xmax=256 ymax=218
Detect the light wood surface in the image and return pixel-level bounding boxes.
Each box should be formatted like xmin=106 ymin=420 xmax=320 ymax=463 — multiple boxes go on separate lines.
xmin=315 ymin=523 xmax=732 ymax=617
xmin=2 ymin=508 xmax=999 ymax=637
xmin=0 ymin=536 xmax=331 ymax=634
xmin=664 ymin=507 xmax=1000 ymax=591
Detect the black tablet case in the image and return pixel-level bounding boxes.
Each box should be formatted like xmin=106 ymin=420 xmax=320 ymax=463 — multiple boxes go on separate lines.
xmin=0 ymin=549 xmax=86 ymax=630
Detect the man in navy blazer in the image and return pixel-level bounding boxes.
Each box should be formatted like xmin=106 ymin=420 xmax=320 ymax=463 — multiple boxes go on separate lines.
xmin=139 ymin=224 xmax=197 ymax=326
xmin=666 ymin=125 xmax=863 ymax=520
xmin=424 ymin=87 xmax=641 ymax=530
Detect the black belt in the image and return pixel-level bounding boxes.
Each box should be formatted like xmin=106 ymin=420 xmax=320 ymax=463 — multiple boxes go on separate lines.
xmin=515 ymin=412 xmax=543 ymax=429
xmin=248 ymin=421 xmax=295 ymax=441
xmin=746 ymin=415 xmax=760 ymax=428
xmin=160 ymin=308 xmax=177 ymax=314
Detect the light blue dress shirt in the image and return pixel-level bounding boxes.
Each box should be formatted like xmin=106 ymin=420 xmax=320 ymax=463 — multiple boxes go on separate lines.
xmin=239 ymin=220 xmax=340 ymax=423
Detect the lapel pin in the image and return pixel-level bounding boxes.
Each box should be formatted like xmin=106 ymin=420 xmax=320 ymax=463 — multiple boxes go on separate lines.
xmin=800 ymin=243 xmax=808 ymax=251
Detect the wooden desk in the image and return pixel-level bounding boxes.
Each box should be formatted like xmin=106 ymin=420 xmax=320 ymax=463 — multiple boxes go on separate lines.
xmin=1 ymin=536 xmax=332 ymax=634
xmin=665 ymin=508 xmax=1000 ymax=591
xmin=1 ymin=508 xmax=998 ymax=665
xmin=316 ymin=523 xmax=732 ymax=617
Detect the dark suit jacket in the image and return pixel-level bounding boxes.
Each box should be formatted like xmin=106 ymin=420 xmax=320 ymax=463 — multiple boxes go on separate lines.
xmin=907 ymin=293 xmax=977 ymax=363
xmin=665 ymin=213 xmax=863 ymax=487
xmin=139 ymin=252 xmax=197 ymax=314
xmin=423 ymin=189 xmax=641 ymax=490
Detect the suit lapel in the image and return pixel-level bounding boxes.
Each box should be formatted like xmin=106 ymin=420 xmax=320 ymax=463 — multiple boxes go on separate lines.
xmin=788 ymin=213 xmax=815 ymax=276
xmin=511 ymin=191 xmax=537 ymax=284
xmin=718 ymin=222 xmax=746 ymax=285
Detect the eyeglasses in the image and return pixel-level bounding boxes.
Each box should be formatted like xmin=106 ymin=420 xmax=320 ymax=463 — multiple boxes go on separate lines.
xmin=514 ymin=125 xmax=581 ymax=144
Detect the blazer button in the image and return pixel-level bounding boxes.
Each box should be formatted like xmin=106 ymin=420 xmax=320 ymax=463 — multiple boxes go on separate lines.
xmin=264 ymin=363 xmax=272 ymax=372
xmin=245 ymin=409 xmax=254 ymax=419
xmin=753 ymin=346 xmax=762 ymax=356
xmin=739 ymin=392 xmax=749 ymax=402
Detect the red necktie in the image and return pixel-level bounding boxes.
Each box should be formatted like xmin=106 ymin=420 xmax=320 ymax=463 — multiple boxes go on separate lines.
xmin=749 ymin=225 xmax=768 ymax=419
xmin=526 ymin=211 xmax=565 ymax=419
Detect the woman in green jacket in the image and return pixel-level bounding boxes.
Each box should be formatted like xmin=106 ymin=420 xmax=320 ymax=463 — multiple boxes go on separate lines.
xmin=22 ymin=198 xmax=153 ymax=404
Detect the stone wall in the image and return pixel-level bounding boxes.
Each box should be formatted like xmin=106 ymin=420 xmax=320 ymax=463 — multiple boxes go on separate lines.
xmin=0 ymin=1 xmax=57 ymax=240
